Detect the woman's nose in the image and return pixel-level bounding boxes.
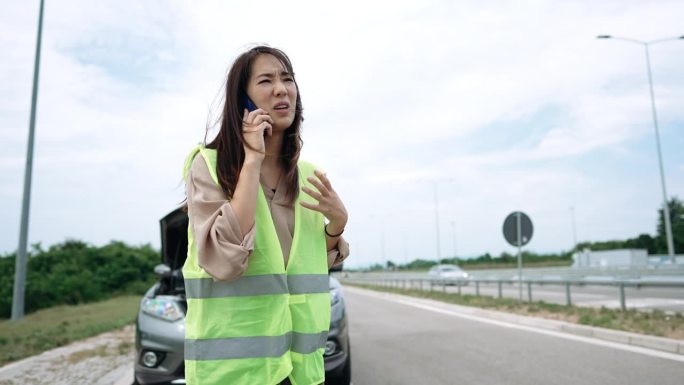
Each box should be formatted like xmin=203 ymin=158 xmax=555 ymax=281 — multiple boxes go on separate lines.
xmin=273 ymin=80 xmax=288 ymax=96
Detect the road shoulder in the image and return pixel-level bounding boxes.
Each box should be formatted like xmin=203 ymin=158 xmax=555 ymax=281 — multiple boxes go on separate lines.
xmin=344 ymin=285 xmax=684 ymax=357
xmin=0 ymin=325 xmax=135 ymax=385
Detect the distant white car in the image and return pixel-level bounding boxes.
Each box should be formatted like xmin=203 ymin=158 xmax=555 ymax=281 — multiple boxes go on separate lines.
xmin=429 ymin=264 xmax=469 ymax=284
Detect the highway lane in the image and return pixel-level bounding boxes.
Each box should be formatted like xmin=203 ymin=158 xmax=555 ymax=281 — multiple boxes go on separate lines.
xmin=445 ymin=283 xmax=684 ymax=313
xmin=376 ymin=280 xmax=684 ymax=313
xmin=344 ymin=286 xmax=684 ymax=385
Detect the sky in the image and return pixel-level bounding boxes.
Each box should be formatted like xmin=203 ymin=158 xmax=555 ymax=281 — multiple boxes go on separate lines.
xmin=1 ymin=0 xmax=683 ymax=269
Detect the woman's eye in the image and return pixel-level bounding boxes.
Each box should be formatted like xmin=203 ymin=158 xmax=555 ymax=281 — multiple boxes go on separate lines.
xmin=258 ymin=79 xmax=270 ymax=84
xmin=284 ymin=78 xmax=294 ymax=82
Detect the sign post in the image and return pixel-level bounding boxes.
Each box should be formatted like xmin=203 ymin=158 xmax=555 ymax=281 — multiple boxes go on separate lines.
xmin=503 ymin=211 xmax=533 ymax=302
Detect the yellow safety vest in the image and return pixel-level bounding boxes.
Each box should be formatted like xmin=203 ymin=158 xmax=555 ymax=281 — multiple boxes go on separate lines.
xmin=182 ymin=145 xmax=330 ymax=385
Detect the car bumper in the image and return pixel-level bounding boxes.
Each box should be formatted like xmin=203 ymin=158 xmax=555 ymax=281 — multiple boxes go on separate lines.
xmin=325 ymin=297 xmax=350 ymax=375
xmin=134 ymin=307 xmax=185 ymax=385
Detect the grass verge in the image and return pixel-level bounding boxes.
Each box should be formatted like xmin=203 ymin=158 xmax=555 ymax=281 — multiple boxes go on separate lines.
xmin=345 ymin=283 xmax=684 ymax=340
xmin=0 ymin=295 xmax=140 ymax=366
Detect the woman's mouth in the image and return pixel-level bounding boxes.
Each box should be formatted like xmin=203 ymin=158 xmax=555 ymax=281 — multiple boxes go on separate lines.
xmin=273 ymin=102 xmax=290 ymax=112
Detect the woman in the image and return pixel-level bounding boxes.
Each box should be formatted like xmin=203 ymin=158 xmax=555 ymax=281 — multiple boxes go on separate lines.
xmin=182 ymin=45 xmax=349 ymax=385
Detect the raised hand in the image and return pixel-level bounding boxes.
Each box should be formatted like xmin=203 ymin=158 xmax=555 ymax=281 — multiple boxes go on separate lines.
xmin=242 ymin=108 xmax=273 ymax=162
xmin=300 ymin=170 xmax=348 ymax=235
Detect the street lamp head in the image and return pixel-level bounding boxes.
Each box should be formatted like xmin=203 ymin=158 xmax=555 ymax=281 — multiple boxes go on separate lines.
xmin=596 ymin=35 xmax=612 ymax=39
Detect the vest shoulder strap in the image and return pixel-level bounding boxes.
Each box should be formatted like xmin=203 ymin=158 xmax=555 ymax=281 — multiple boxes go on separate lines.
xmin=182 ymin=144 xmax=202 ymax=182
xmin=182 ymin=145 xmax=219 ymax=186
xmin=297 ymin=160 xmax=322 ymax=180
xmin=186 ymin=147 xmax=322 ymax=189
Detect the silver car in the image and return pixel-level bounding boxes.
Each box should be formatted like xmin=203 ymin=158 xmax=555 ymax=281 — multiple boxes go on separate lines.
xmin=428 ymin=264 xmax=469 ymax=285
xmin=133 ymin=208 xmax=351 ymax=385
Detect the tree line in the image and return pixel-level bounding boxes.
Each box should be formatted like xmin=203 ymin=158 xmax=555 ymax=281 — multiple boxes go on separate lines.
xmin=1 ymin=240 xmax=158 ymax=319
xmin=363 ymin=197 xmax=683 ymax=272
xmin=576 ymin=197 xmax=683 ymax=254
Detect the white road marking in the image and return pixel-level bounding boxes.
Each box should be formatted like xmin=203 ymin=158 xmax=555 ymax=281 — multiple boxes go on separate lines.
xmin=348 ymin=287 xmax=684 ymax=363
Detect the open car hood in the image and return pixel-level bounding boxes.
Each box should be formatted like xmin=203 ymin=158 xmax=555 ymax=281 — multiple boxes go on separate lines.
xmin=160 ymin=207 xmax=189 ymax=270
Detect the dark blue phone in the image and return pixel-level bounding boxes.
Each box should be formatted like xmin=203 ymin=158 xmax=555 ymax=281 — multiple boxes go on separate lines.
xmin=245 ymin=96 xmax=257 ymax=112
xmin=244 ymin=96 xmax=267 ymax=136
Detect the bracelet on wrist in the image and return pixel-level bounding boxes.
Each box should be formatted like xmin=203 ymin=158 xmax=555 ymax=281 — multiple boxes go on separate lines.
xmin=324 ymin=223 xmax=344 ymax=237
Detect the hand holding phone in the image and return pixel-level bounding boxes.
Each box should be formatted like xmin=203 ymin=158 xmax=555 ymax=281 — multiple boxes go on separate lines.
xmin=242 ymin=96 xmax=273 ymax=160
xmin=244 ymin=96 xmax=270 ymax=137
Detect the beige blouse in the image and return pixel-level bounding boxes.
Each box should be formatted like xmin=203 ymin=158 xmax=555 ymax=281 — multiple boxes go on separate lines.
xmin=186 ymin=155 xmax=349 ymax=282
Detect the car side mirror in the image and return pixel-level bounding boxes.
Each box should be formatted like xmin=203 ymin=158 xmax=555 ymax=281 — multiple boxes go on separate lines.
xmin=154 ymin=263 xmax=172 ymax=278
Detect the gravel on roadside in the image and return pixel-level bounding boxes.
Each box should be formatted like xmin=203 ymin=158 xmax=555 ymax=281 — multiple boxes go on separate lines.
xmin=0 ymin=324 xmax=135 ymax=385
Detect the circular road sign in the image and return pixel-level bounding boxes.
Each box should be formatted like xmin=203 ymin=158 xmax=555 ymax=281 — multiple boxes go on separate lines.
xmin=503 ymin=211 xmax=533 ymax=247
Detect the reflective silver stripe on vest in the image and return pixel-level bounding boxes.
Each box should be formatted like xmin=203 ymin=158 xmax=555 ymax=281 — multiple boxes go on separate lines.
xmin=185 ymin=274 xmax=329 ymax=299
xmin=185 ymin=331 xmax=328 ymax=360
xmin=184 ymin=274 xmax=288 ymax=298
xmin=185 ymin=334 xmax=291 ymax=360
xmin=291 ymin=331 xmax=329 ymax=354
xmin=287 ymin=274 xmax=329 ymax=294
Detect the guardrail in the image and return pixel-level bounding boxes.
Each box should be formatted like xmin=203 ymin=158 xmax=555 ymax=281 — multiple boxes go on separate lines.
xmin=338 ymin=275 xmax=684 ymax=312
xmin=346 ymin=265 xmax=684 ymax=281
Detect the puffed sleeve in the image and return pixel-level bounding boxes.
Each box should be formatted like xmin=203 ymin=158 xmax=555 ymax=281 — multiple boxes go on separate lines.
xmin=327 ymin=236 xmax=350 ymax=269
xmin=186 ymin=155 xmax=256 ymax=281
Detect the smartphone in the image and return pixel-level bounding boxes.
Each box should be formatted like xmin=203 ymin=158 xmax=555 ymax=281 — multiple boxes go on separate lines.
xmin=244 ymin=96 xmax=268 ymax=136
xmin=244 ymin=96 xmax=257 ymax=112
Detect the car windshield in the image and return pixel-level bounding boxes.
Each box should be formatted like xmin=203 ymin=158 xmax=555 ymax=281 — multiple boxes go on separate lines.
xmin=441 ymin=267 xmax=459 ymax=272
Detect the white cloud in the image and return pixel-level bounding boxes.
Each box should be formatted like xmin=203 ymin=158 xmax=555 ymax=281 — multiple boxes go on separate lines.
xmin=1 ymin=0 xmax=683 ymax=268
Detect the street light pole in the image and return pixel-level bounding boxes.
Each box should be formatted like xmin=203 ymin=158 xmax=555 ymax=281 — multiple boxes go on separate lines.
xmin=380 ymin=216 xmax=386 ymax=270
xmin=570 ymin=205 xmax=580 ymax=266
xmin=450 ymin=220 xmax=457 ymax=258
xmin=597 ymin=34 xmax=683 ymax=263
xmin=432 ymin=179 xmax=456 ymax=263
xmin=433 ymin=182 xmax=441 ymax=262
xmin=12 ymin=0 xmax=45 ymax=321
xmin=570 ymin=206 xmax=578 ymax=251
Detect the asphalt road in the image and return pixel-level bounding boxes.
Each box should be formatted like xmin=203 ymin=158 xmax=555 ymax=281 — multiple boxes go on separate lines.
xmin=449 ymin=283 xmax=684 ymax=312
xmin=344 ymin=286 xmax=684 ymax=385
xmin=383 ymin=280 xmax=684 ymax=313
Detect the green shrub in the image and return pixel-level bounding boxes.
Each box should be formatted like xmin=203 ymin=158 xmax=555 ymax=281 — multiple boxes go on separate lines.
xmin=0 ymin=240 xmax=159 ymax=318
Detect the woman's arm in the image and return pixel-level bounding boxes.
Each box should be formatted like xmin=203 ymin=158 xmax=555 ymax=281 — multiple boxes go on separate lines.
xmin=327 ymin=236 xmax=350 ymax=268
xmin=187 ymin=156 xmax=255 ymax=281
xmin=229 ymin=158 xmax=262 ymax=239
xmin=186 ymin=109 xmax=271 ymax=281
xmin=230 ymin=108 xmax=272 ymax=237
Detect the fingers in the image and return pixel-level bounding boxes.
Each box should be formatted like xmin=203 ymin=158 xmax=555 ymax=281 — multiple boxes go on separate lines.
xmin=242 ymin=109 xmax=273 ymax=137
xmin=314 ymin=169 xmax=333 ymax=191
xmin=307 ymin=176 xmax=329 ymax=197
xmin=301 ymin=186 xmax=323 ymax=201
xmin=299 ymin=200 xmax=332 ymax=215
xmin=299 ymin=201 xmax=319 ymax=212
xmin=244 ymin=109 xmax=273 ymax=126
xmin=243 ymin=121 xmax=272 ymax=133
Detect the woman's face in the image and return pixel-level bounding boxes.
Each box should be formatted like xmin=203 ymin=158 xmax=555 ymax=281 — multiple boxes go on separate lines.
xmin=246 ymin=54 xmax=298 ymax=131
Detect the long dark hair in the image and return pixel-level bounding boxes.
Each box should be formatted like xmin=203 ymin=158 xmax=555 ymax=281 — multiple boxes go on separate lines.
xmin=205 ymin=46 xmax=304 ymax=204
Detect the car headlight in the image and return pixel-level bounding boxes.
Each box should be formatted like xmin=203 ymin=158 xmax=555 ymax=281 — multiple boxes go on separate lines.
xmin=330 ymin=288 xmax=341 ymax=306
xmin=141 ymin=298 xmax=183 ymax=322
xmin=324 ymin=340 xmax=338 ymax=356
